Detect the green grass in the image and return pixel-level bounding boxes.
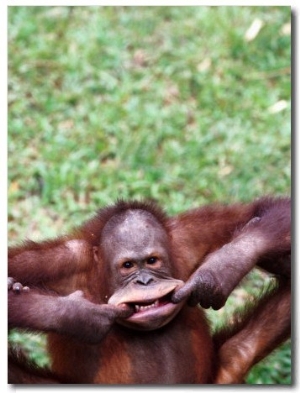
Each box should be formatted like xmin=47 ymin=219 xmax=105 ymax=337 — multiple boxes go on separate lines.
xmin=8 ymin=6 xmax=291 ymax=384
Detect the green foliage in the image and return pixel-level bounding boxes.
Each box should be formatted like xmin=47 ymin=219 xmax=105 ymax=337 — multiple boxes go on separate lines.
xmin=9 ymin=330 xmax=50 ymax=367
xmin=246 ymin=341 xmax=291 ymax=384
xmin=8 ymin=6 xmax=291 ymax=384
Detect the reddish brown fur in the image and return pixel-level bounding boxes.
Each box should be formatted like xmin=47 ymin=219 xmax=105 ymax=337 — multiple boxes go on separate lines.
xmin=168 ymin=202 xmax=256 ymax=280
xmin=47 ymin=307 xmax=214 ymax=384
xmin=214 ymin=279 xmax=291 ymax=383
xmin=8 ymin=197 xmax=291 ymax=384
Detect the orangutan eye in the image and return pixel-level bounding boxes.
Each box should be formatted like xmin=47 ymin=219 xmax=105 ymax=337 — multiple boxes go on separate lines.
xmin=147 ymin=257 xmax=158 ymax=265
xmin=123 ymin=261 xmax=134 ymax=269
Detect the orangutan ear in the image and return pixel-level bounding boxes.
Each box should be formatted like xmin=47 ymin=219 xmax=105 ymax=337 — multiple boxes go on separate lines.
xmin=93 ymin=246 xmax=100 ymax=262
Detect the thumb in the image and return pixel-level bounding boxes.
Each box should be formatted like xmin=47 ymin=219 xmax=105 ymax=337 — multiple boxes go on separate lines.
xmin=171 ymin=281 xmax=194 ymax=304
xmin=115 ymin=304 xmax=134 ymax=319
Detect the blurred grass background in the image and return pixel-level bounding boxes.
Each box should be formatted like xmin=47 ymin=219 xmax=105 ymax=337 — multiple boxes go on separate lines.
xmin=8 ymin=6 xmax=291 ymax=384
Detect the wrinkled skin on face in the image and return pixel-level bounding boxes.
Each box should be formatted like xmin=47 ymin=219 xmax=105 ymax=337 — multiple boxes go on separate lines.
xmin=100 ymin=209 xmax=186 ymax=330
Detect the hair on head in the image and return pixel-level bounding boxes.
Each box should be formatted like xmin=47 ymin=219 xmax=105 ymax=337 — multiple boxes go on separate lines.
xmin=80 ymin=199 xmax=169 ymax=245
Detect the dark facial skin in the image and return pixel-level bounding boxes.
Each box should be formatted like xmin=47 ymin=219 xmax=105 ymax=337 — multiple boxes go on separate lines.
xmin=100 ymin=210 xmax=185 ymax=330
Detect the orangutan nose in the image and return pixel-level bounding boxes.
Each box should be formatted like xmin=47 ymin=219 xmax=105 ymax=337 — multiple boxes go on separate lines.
xmin=135 ymin=272 xmax=154 ymax=286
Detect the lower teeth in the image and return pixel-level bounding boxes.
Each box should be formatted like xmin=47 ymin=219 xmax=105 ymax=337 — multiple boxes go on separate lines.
xmin=135 ymin=300 xmax=159 ymax=312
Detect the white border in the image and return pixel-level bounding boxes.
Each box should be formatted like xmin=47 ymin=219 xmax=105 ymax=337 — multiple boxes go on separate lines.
xmin=2 ymin=2 xmax=297 ymax=392
xmin=4 ymin=0 xmax=298 ymax=5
